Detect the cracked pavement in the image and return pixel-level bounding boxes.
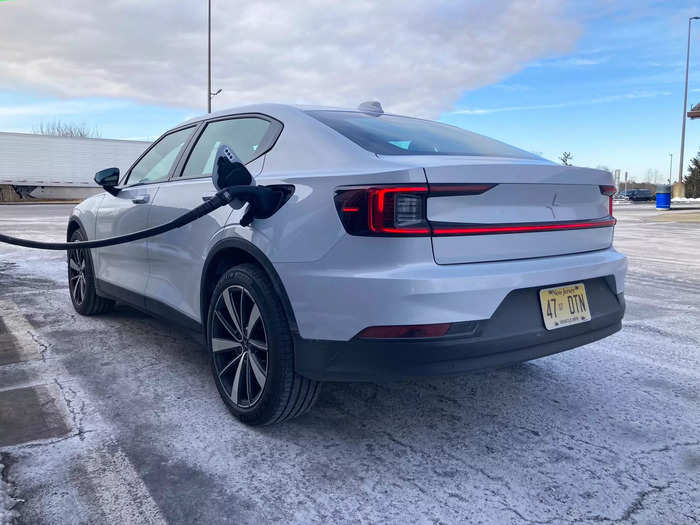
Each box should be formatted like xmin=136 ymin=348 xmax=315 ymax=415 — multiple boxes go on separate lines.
xmin=0 ymin=203 xmax=698 ymax=524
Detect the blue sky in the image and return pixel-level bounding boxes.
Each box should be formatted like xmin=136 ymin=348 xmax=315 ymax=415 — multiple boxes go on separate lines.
xmin=443 ymin=1 xmax=700 ymax=183
xmin=0 ymin=1 xmax=699 ymax=183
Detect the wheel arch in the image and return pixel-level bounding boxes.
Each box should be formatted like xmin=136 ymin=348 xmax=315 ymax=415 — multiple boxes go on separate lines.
xmin=66 ymin=215 xmax=86 ymax=240
xmin=201 ymin=238 xmax=299 ymax=334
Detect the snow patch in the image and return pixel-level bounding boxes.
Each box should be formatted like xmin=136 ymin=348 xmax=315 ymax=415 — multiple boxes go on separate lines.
xmin=0 ymin=462 xmax=20 ymax=525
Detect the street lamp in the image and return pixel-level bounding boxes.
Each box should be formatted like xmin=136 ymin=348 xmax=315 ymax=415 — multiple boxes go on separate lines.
xmin=669 ymin=153 xmax=673 ymax=185
xmin=207 ymin=0 xmax=221 ymax=113
xmin=678 ymin=16 xmax=700 ymax=183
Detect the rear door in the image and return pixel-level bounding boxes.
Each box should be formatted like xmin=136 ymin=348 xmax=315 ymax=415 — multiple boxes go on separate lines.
xmin=144 ymin=115 xmax=280 ymax=322
xmin=93 ymin=126 xmax=195 ymax=296
xmin=420 ymin=158 xmax=615 ymax=264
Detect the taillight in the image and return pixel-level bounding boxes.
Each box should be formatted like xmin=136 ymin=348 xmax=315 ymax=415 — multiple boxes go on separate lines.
xmin=600 ymin=185 xmax=616 ymax=217
xmin=334 ymin=184 xmax=495 ymax=236
xmin=335 ymin=186 xmax=430 ymax=236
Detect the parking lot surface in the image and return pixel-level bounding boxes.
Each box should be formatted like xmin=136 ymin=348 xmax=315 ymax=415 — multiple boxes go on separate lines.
xmin=0 ymin=202 xmax=698 ymax=524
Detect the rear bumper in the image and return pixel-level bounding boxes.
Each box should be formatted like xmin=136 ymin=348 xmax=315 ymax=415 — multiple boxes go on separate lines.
xmin=294 ymin=277 xmax=624 ymax=382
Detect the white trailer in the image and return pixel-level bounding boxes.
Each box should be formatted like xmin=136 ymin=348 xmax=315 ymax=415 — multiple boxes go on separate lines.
xmin=0 ymin=132 xmax=150 ymax=200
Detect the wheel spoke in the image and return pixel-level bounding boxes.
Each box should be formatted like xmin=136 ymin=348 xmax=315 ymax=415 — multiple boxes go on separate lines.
xmin=69 ymin=258 xmax=81 ymax=272
xmin=215 ymin=311 xmax=241 ymax=341
xmin=212 ymin=337 xmax=242 ymax=352
xmin=72 ymin=277 xmax=81 ymax=300
xmin=223 ymin=289 xmax=243 ymax=336
xmin=245 ymin=354 xmax=252 ymax=404
xmin=218 ymin=352 xmax=243 ymax=378
xmin=246 ymin=304 xmax=260 ymax=338
xmin=248 ymin=352 xmax=267 ymax=388
xmin=230 ymin=353 xmax=246 ymax=404
xmin=80 ymin=276 xmax=86 ymax=301
xmin=249 ymin=338 xmax=267 ymax=351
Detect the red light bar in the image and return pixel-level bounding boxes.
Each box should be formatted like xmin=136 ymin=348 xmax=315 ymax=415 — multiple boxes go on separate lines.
xmin=432 ymin=217 xmax=617 ymax=236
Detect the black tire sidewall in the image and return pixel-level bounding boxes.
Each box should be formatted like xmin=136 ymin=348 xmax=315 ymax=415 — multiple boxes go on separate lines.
xmin=207 ymin=264 xmax=293 ymax=424
xmin=68 ymin=229 xmax=101 ymax=314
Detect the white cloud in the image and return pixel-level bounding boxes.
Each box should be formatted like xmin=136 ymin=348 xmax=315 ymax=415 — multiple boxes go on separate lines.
xmin=452 ymin=90 xmax=671 ymax=114
xmin=0 ymin=0 xmax=580 ymax=118
xmin=0 ymin=100 xmax=127 ymax=117
xmin=531 ymin=55 xmax=610 ymax=67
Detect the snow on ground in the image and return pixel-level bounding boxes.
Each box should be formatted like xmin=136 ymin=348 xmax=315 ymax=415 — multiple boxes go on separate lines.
xmin=0 ymin=204 xmax=698 ymax=524
xmin=0 ymin=462 xmax=19 ymax=525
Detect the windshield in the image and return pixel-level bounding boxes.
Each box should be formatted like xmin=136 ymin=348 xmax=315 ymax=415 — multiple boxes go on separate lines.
xmin=306 ymin=110 xmax=539 ymax=159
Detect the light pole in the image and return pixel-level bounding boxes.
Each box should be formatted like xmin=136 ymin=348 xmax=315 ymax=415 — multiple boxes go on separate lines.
xmin=208 ymin=0 xmax=211 ymax=113
xmin=669 ymin=153 xmax=673 ymax=185
xmin=678 ymin=16 xmax=700 ymax=183
xmin=207 ymin=0 xmax=221 ymax=113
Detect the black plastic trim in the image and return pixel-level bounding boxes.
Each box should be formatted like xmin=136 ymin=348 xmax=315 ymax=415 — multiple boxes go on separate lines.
xmin=294 ymin=277 xmax=625 ymax=382
xmin=200 ymin=237 xmax=299 ymax=334
xmin=95 ymin=279 xmax=202 ymax=333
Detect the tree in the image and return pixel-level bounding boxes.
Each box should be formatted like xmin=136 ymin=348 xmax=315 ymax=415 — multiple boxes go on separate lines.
xmin=684 ymin=150 xmax=700 ymax=198
xmin=559 ymin=152 xmax=573 ymax=166
xmin=33 ymin=120 xmax=100 ymax=138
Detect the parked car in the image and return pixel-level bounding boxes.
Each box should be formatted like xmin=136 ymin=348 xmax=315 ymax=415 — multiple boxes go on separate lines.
xmin=627 ymin=189 xmax=654 ymax=201
xmin=67 ymin=103 xmax=627 ymax=425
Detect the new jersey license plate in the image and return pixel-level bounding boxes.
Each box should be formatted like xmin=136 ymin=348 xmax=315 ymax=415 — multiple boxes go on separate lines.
xmin=539 ymin=283 xmax=591 ymax=330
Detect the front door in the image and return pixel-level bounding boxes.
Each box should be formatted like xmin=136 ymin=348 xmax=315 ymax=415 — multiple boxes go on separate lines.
xmin=93 ymin=126 xmax=195 ymax=299
xmin=145 ymin=116 xmax=274 ymax=323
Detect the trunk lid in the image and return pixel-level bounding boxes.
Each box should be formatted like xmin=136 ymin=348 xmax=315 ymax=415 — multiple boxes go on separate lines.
xmin=383 ymin=157 xmax=614 ymax=264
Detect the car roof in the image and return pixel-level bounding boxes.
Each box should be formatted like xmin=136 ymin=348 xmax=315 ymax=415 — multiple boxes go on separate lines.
xmin=178 ymin=103 xmax=388 ymax=127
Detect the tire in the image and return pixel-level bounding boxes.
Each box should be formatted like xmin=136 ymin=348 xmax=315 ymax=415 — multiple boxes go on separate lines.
xmin=207 ymin=263 xmax=321 ymax=425
xmin=67 ymin=229 xmax=114 ymax=315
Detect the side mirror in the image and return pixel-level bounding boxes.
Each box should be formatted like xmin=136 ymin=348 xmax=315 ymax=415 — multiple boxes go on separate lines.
xmin=94 ymin=167 xmax=120 ymax=196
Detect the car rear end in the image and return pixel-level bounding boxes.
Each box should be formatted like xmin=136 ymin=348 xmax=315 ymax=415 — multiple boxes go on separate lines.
xmin=273 ymin=109 xmax=626 ymax=381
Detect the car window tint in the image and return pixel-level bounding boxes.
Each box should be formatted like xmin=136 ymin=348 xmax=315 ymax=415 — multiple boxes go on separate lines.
xmin=127 ymin=127 xmax=193 ymax=185
xmin=306 ymin=110 xmax=539 ymax=159
xmin=181 ymin=118 xmax=271 ymax=179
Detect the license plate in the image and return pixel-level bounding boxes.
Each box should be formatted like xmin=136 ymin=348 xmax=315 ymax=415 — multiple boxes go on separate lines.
xmin=539 ymin=283 xmax=591 ymax=330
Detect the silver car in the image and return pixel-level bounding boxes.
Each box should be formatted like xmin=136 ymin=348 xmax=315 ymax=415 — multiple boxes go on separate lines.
xmin=68 ymin=103 xmax=627 ymax=425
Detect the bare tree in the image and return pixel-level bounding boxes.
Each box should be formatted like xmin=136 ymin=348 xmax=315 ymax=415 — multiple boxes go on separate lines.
xmin=33 ymin=120 xmax=100 ymax=138
xmin=559 ymin=152 xmax=573 ymax=166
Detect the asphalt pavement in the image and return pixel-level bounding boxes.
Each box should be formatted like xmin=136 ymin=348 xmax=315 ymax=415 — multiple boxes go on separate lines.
xmin=0 ymin=202 xmax=698 ymax=524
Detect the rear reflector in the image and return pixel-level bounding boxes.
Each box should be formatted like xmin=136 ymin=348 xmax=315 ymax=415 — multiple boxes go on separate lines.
xmin=356 ymin=323 xmax=452 ymax=339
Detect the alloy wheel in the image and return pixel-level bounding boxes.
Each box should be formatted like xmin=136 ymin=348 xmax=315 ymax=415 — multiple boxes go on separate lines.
xmin=211 ymin=285 xmax=269 ymax=408
xmin=68 ymin=247 xmax=88 ymax=306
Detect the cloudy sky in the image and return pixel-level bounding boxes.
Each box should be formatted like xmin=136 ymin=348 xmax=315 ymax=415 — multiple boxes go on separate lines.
xmin=0 ymin=0 xmax=699 ymax=181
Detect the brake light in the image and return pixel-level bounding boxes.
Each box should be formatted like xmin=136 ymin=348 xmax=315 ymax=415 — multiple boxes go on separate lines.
xmin=334 ymin=184 xmax=494 ymax=236
xmin=335 ymin=185 xmax=431 ymax=236
xmin=600 ymin=185 xmax=616 ymax=217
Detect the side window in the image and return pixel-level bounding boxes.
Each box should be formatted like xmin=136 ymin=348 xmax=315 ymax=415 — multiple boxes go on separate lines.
xmin=125 ymin=127 xmax=194 ymax=185
xmin=180 ymin=118 xmax=272 ymax=179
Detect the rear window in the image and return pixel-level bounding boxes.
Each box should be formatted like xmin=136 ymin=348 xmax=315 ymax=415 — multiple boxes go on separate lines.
xmin=306 ymin=110 xmax=538 ymax=159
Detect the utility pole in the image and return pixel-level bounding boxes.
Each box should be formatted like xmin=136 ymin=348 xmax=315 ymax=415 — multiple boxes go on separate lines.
xmin=678 ymin=17 xmax=699 ymax=183
xmin=207 ymin=0 xmax=211 ymax=113
xmin=669 ymin=153 xmax=673 ymax=185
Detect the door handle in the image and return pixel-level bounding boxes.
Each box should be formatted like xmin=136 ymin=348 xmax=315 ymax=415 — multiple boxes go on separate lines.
xmin=132 ymin=195 xmax=150 ymax=204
